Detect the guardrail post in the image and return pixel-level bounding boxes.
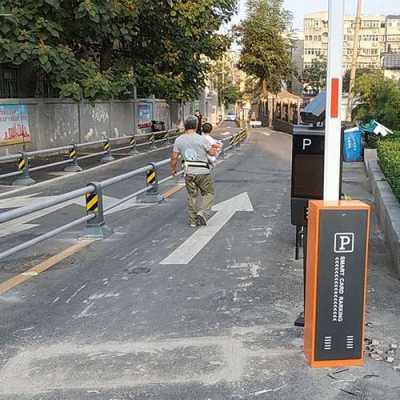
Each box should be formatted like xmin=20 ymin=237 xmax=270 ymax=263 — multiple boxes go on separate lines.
xmin=167 ymin=130 xmax=172 ymax=145
xmin=101 ymin=139 xmax=115 ymax=163
xmin=64 ymin=145 xmax=83 ymax=172
xmin=84 ymin=182 xmax=113 ymax=239
xmin=12 ymin=153 xmax=36 ymax=186
xmin=150 ymin=133 xmax=156 ymax=149
xmin=220 ymin=143 xmax=226 ymax=159
xmin=142 ymin=163 xmax=164 ymax=203
xmin=236 ymin=132 xmax=241 ymax=151
xmin=129 ymin=135 xmax=139 ymax=155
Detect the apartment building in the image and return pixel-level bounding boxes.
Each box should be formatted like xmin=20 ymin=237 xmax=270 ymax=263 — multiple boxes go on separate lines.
xmin=304 ymin=12 xmax=400 ymax=71
xmin=386 ymin=15 xmax=400 ymax=53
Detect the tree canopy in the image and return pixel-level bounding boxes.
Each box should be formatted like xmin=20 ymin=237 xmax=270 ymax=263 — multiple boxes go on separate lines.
xmin=353 ymin=71 xmax=400 ymax=130
xmin=238 ymin=0 xmax=292 ymax=95
xmin=0 ymin=0 xmax=237 ymax=101
xmin=302 ymin=57 xmax=327 ymax=95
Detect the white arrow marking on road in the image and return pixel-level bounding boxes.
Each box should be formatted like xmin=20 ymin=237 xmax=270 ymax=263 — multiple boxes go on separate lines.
xmin=160 ymin=192 xmax=254 ymax=265
xmin=0 ymin=194 xmax=151 ymax=238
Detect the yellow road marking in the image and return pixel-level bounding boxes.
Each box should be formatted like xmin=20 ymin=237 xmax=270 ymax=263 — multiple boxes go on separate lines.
xmin=163 ymin=184 xmax=185 ymax=199
xmin=0 ymin=240 xmax=95 ymax=296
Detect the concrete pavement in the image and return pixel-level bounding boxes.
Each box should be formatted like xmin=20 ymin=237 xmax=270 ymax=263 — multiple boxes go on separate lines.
xmin=0 ymin=127 xmax=399 ymax=399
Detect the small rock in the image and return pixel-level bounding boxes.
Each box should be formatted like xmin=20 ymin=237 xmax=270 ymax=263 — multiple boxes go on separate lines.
xmin=372 ymin=339 xmax=380 ymax=346
xmin=370 ymin=353 xmax=383 ymax=361
xmin=393 ymin=365 xmax=400 ymax=371
xmin=390 ymin=344 xmax=398 ymax=350
xmin=385 ymin=356 xmax=395 ymax=363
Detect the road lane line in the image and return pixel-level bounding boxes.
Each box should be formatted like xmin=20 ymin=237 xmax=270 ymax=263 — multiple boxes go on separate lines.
xmin=163 ymin=184 xmax=185 ymax=199
xmin=0 ymin=240 xmax=95 ymax=296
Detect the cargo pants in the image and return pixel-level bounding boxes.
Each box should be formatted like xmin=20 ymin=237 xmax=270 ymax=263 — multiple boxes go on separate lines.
xmin=185 ymin=174 xmax=215 ymax=225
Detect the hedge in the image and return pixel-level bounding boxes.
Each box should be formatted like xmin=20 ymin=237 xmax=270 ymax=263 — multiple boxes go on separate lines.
xmin=377 ymin=136 xmax=400 ymax=201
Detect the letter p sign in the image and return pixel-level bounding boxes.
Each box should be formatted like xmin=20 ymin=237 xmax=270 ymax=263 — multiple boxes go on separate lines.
xmin=303 ymin=138 xmax=312 ymax=151
xmin=334 ymin=233 xmax=355 ymax=253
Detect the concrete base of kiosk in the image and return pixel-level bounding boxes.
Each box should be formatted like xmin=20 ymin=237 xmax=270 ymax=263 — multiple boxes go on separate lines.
xmin=304 ymin=200 xmax=370 ymax=368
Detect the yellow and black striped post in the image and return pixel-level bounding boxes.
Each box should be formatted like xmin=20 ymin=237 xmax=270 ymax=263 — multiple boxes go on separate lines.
xmin=64 ymin=145 xmax=82 ymax=172
xmin=84 ymin=182 xmax=112 ymax=239
xmin=86 ymin=191 xmax=99 ymax=213
xmin=129 ymin=135 xmax=139 ymax=155
xmin=17 ymin=156 xmax=26 ymax=171
xmin=13 ymin=152 xmax=36 ymax=186
xmin=150 ymin=134 xmax=156 ymax=149
xmin=143 ymin=163 xmax=164 ymax=203
xmin=101 ymin=139 xmax=115 ymax=163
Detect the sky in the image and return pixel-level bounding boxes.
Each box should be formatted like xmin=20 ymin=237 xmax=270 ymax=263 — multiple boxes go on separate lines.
xmin=233 ymin=0 xmax=400 ymax=29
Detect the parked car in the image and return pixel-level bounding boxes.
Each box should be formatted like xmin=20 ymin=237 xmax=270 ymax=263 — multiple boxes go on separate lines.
xmin=224 ymin=112 xmax=236 ymax=121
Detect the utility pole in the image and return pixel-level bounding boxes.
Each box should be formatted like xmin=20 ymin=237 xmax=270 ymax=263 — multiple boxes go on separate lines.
xmin=346 ymin=0 xmax=363 ymax=123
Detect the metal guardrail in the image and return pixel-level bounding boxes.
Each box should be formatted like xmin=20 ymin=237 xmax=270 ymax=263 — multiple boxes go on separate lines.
xmin=0 ymin=129 xmax=248 ymax=261
xmin=0 ymin=129 xmax=179 ymax=186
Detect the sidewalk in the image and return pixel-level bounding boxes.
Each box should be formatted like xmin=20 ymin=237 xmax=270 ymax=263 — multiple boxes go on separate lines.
xmin=0 ymin=129 xmax=399 ymax=399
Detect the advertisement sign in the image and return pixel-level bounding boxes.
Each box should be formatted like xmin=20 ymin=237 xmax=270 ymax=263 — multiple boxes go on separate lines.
xmin=0 ymin=104 xmax=31 ymax=146
xmin=137 ymin=102 xmax=153 ymax=129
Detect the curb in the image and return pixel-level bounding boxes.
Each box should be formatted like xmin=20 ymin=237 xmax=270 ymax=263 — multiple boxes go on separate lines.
xmin=364 ymin=149 xmax=400 ymax=276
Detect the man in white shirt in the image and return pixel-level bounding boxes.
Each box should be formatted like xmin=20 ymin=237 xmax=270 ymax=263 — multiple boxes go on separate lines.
xmin=171 ymin=116 xmax=218 ymax=227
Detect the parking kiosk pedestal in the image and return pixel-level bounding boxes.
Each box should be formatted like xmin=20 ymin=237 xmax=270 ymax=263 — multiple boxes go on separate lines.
xmin=304 ymin=200 xmax=370 ymax=368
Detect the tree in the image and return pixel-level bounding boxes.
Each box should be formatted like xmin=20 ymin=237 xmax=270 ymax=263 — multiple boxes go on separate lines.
xmin=222 ymin=84 xmax=240 ymax=107
xmin=302 ymin=57 xmax=327 ymax=94
xmin=238 ymin=0 xmax=293 ymax=95
xmin=353 ymin=71 xmax=400 ymax=130
xmin=209 ymin=54 xmax=242 ymax=107
xmin=0 ymin=0 xmax=238 ymax=101
xmin=0 ymin=1 xmax=141 ymax=100
xmin=342 ymin=68 xmax=372 ymax=94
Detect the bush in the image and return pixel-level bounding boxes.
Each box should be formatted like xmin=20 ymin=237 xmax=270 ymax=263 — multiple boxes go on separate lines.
xmin=377 ymin=136 xmax=400 ymax=201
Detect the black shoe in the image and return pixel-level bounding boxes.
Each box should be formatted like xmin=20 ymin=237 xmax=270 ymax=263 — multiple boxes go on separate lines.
xmin=294 ymin=312 xmax=305 ymax=327
xmin=196 ymin=214 xmax=207 ymax=226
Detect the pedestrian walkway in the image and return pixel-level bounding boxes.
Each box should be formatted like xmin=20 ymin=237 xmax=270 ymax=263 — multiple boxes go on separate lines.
xmin=0 ymin=129 xmax=399 ymax=399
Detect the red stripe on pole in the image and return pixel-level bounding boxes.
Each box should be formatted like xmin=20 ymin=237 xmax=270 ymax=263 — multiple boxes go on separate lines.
xmin=331 ymin=78 xmax=339 ymax=118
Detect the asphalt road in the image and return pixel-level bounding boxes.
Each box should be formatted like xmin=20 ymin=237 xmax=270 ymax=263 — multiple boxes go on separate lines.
xmin=0 ymin=126 xmax=399 ymax=399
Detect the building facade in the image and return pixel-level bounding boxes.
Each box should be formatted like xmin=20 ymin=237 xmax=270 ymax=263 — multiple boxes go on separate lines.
xmin=304 ymin=12 xmax=400 ymax=71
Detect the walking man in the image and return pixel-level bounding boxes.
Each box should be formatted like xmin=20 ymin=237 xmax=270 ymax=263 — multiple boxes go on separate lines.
xmin=170 ymin=116 xmax=218 ymax=227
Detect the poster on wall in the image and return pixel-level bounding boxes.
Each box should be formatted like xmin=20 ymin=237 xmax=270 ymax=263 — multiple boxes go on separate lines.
xmin=0 ymin=104 xmax=31 ymax=146
xmin=137 ymin=102 xmax=153 ymax=129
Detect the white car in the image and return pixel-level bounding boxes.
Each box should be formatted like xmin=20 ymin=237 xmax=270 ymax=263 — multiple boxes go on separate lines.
xmin=224 ymin=112 xmax=236 ymax=121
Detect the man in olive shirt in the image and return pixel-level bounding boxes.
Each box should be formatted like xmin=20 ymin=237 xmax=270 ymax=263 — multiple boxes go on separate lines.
xmin=171 ymin=116 xmax=218 ymax=227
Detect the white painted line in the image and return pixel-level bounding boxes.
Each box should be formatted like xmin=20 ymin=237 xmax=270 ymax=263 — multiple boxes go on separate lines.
xmin=161 ymin=193 xmax=254 ymax=265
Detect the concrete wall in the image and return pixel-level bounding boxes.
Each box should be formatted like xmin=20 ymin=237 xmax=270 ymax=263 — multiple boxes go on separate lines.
xmin=365 ymin=149 xmax=400 ymax=277
xmin=0 ymin=98 xmax=173 ymax=155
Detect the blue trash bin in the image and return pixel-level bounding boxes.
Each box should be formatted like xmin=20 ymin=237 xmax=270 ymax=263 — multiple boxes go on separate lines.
xmin=343 ymin=127 xmax=363 ymax=162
